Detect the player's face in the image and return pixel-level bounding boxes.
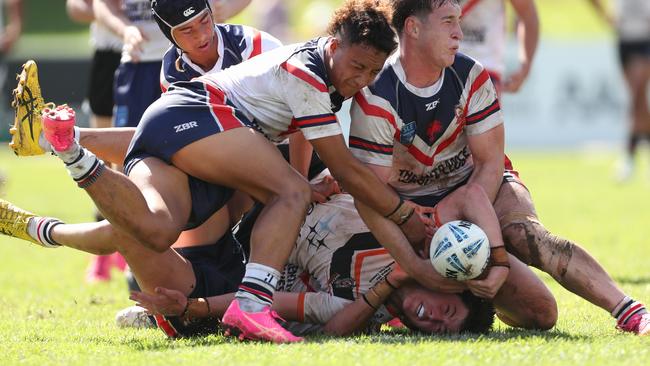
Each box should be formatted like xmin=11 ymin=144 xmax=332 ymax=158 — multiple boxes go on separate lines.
xmin=327 ymin=40 xmax=387 ymax=98
xmin=416 ymin=2 xmax=463 ymax=68
xmin=397 ymin=283 xmax=469 ymax=334
xmin=172 ymin=11 xmax=217 ymax=66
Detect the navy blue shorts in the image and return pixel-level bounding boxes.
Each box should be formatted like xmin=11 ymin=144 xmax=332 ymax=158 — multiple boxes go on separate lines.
xmin=88 ymin=50 xmax=121 ymax=117
xmin=154 ymin=232 xmax=247 ymax=338
xmin=113 ymin=61 xmax=163 ymax=127
xmin=618 ymin=39 xmax=650 ymax=67
xmin=123 ymin=80 xmax=252 ymax=229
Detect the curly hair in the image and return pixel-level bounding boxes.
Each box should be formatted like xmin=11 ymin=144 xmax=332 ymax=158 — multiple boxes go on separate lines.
xmin=391 ymin=0 xmax=460 ymax=35
xmin=326 ymin=0 xmax=397 ymax=55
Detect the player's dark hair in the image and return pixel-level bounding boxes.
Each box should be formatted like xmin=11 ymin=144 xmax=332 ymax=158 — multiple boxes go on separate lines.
xmin=397 ymin=290 xmax=495 ymax=335
xmin=327 ymin=0 xmax=397 ymax=55
xmin=391 ymin=0 xmax=460 ymax=35
xmin=458 ymin=291 xmax=495 ymax=334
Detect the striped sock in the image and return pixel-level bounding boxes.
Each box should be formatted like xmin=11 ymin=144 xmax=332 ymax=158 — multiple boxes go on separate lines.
xmin=235 ymin=262 xmax=280 ymax=312
xmin=612 ymin=296 xmax=647 ymax=325
xmin=26 ymin=217 xmax=63 ymax=248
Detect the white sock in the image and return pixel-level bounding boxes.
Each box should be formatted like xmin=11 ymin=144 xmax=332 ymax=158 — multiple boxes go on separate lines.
xmin=26 ymin=217 xmax=63 ymax=248
xmin=235 ymin=262 xmax=281 ymax=312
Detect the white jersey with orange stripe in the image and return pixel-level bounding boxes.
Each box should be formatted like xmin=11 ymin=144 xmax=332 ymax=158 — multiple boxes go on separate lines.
xmin=277 ymin=192 xmax=396 ymax=334
xmin=159 ymin=24 xmax=282 ymax=92
xmin=458 ymin=0 xmax=506 ymax=76
xmin=200 ymin=37 xmax=345 ymax=143
xmin=349 ymin=52 xmax=503 ymax=200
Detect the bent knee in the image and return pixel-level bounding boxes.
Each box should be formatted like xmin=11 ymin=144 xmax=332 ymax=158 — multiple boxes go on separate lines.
xmin=277 ymin=179 xmax=312 ymax=206
xmin=528 ymin=297 xmax=558 ymax=330
xmin=132 ymin=226 xmax=181 ymax=253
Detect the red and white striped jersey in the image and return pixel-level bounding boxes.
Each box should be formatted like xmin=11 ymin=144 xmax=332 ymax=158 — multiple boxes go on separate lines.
xmin=201 ymin=37 xmax=345 ymax=143
xmin=349 ymin=52 xmax=503 ymax=199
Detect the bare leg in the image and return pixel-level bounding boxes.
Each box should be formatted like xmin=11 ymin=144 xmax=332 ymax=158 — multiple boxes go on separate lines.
xmin=171 ymin=128 xmax=311 ymax=272
xmin=50 ymin=219 xmax=195 ymax=295
xmin=495 ymin=181 xmax=625 ymax=313
xmin=493 ymin=254 xmax=557 ymax=330
xmin=623 ymin=57 xmax=650 ymax=151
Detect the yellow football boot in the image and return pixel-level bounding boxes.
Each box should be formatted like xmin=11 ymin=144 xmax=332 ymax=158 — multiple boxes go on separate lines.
xmin=9 ymin=60 xmax=47 ymax=156
xmin=0 ymin=198 xmax=40 ymax=245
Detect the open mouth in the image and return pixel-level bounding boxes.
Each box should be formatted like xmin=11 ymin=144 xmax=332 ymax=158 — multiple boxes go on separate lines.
xmin=416 ymin=303 xmax=425 ymax=319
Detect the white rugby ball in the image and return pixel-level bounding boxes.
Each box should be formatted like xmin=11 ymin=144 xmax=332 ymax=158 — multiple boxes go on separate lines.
xmin=429 ymin=220 xmax=490 ymax=281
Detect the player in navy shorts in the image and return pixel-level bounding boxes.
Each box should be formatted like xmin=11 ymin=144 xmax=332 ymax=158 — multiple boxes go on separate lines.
xmin=7 ymin=0 xmax=436 ymax=342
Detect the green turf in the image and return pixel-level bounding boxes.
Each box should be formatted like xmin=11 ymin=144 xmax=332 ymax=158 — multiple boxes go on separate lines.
xmin=0 ymin=147 xmax=648 ymax=365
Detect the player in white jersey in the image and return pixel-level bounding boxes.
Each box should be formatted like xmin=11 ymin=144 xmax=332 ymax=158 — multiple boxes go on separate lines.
xmin=589 ymin=0 xmax=650 ymax=181
xmin=459 ymin=0 xmax=538 ymax=93
xmin=349 ymin=0 xmax=649 ymax=335
xmin=130 ymin=192 xmax=499 ymax=337
xmin=7 ymin=0 xmax=435 ymax=342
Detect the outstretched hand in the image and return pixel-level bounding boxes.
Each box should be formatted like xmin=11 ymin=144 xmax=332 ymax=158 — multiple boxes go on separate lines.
xmin=129 ymin=287 xmax=187 ymax=317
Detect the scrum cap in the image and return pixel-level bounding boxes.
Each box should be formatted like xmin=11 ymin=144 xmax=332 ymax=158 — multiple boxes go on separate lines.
xmin=151 ymin=0 xmax=212 ymax=47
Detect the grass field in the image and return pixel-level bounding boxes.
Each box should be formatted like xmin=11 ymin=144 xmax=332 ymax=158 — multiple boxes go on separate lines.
xmin=0 ymin=148 xmax=649 ymax=365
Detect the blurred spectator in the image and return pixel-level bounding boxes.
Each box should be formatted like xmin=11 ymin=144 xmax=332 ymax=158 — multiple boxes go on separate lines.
xmin=459 ymin=0 xmax=539 ymax=95
xmin=0 ymin=0 xmax=23 ymax=202
xmin=253 ymin=0 xmax=290 ymax=42
xmin=210 ymin=0 xmax=252 ymax=23
xmin=67 ymin=0 xmax=126 ymax=283
xmin=589 ymin=0 xmax=650 ymax=181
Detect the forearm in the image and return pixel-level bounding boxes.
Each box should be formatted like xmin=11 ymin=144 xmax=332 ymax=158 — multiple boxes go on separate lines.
xmin=516 ymin=8 xmax=539 ymax=72
xmin=289 ymin=132 xmax=313 ymax=178
xmin=468 ymin=159 xmax=503 ymax=203
xmin=323 ymin=278 xmax=397 ymax=336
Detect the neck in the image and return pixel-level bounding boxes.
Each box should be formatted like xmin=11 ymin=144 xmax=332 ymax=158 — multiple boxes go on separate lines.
xmin=400 ymin=44 xmax=443 ymax=88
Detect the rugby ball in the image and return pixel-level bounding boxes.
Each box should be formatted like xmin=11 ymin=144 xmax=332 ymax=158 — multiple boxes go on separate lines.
xmin=429 ymin=220 xmax=490 ymax=281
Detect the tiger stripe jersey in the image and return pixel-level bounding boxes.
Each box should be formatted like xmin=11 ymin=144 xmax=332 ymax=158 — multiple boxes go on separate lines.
xmin=349 ymin=51 xmax=503 ymax=199
xmin=277 ymin=192 xmax=396 ymax=334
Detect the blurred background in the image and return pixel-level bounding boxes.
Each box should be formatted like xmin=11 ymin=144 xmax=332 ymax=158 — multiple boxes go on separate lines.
xmin=0 ymin=0 xmax=634 ymax=150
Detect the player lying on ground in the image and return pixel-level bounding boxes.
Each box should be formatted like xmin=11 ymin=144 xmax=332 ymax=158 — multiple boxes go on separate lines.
xmin=6 ymin=0 xmax=436 ymax=343
xmin=6 ymin=186 xmax=549 ymax=337
xmin=348 ymin=0 xmax=649 ymax=335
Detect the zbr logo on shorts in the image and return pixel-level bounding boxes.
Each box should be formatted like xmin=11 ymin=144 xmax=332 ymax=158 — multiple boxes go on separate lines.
xmin=183 ymin=7 xmax=195 ymax=17
xmin=174 ymin=121 xmax=198 ymax=133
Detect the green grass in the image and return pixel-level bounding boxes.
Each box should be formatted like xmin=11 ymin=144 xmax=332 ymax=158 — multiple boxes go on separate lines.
xmin=1 ymin=148 xmax=649 ymax=365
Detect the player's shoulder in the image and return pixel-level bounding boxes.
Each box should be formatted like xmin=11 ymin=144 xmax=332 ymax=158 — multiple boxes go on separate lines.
xmin=448 ymin=52 xmax=485 ymax=83
xmin=282 ymin=38 xmax=330 ymax=86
